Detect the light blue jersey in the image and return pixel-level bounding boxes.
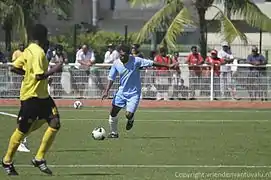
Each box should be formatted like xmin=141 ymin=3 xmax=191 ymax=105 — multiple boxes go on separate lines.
xmin=108 ymin=56 xmax=153 ymax=112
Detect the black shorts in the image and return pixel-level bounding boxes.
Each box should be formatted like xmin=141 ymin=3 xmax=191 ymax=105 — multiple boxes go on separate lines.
xmin=17 ymin=96 xmax=60 ymax=133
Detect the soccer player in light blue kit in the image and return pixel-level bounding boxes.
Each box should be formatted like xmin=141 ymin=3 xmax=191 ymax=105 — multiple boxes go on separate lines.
xmin=102 ymin=45 xmax=179 ymax=138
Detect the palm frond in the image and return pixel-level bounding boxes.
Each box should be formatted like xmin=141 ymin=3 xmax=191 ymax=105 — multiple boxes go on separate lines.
xmin=228 ymin=0 xmax=271 ymax=32
xmin=162 ymin=7 xmax=193 ymax=48
xmin=135 ymin=0 xmax=182 ymax=43
xmin=128 ymin=0 xmax=163 ymax=7
xmin=212 ymin=5 xmax=248 ymax=44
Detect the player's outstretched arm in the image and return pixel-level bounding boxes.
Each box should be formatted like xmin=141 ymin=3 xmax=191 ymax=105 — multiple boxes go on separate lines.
xmin=152 ymin=61 xmax=179 ymax=69
xmin=102 ymin=64 xmax=117 ymax=100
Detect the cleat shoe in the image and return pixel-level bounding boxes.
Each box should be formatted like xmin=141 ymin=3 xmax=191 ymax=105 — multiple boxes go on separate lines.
xmin=126 ymin=119 xmax=134 ymax=130
xmin=107 ymin=133 xmax=119 ymax=138
xmin=17 ymin=143 xmax=30 ymax=153
xmin=2 ymin=159 xmax=18 ymax=175
xmin=31 ymin=159 xmax=52 ymax=175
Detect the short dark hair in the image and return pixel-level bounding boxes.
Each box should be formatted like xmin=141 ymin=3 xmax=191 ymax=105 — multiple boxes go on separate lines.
xmin=118 ymin=44 xmax=130 ymax=54
xmin=191 ymin=46 xmax=197 ymax=50
xmin=132 ymin=44 xmax=140 ymax=49
xmin=159 ymin=47 xmax=166 ymax=53
xmin=31 ymin=24 xmax=48 ymax=41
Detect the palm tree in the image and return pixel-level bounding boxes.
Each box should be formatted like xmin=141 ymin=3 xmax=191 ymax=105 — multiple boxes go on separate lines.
xmin=0 ymin=0 xmax=72 ymax=51
xmin=129 ymin=0 xmax=271 ymax=58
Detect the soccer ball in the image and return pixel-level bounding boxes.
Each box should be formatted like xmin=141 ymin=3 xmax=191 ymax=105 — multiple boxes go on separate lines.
xmin=92 ymin=127 xmax=106 ymax=140
xmin=73 ymin=100 xmax=82 ymax=109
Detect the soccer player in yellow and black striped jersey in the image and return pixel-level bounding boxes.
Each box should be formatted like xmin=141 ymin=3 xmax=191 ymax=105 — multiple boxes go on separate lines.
xmin=2 ymin=24 xmax=63 ymax=176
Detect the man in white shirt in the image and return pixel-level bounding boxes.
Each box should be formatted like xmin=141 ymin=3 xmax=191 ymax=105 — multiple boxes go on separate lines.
xmin=218 ymin=42 xmax=238 ymax=100
xmin=104 ymin=44 xmax=119 ymax=64
xmin=72 ymin=44 xmax=95 ymax=98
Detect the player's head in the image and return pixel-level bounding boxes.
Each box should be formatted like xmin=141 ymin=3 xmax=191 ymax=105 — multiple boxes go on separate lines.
xmin=118 ymin=44 xmax=130 ymax=63
xmin=31 ymin=24 xmax=48 ymax=43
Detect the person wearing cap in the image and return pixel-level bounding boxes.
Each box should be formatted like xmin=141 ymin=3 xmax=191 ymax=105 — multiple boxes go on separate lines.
xmin=185 ymin=46 xmax=204 ymax=100
xmin=246 ymin=46 xmax=267 ymax=101
xmin=218 ymin=42 xmax=239 ymax=100
xmin=104 ymin=44 xmax=119 ymax=64
xmin=206 ymin=49 xmax=226 ymax=100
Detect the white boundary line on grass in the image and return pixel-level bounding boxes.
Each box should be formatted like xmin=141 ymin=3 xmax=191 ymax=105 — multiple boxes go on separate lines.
xmin=15 ymin=164 xmax=271 ymax=168
xmin=62 ymin=118 xmax=270 ymax=122
xmin=0 ymin=111 xmax=270 ymax=122
xmin=0 ymin=108 xmax=270 ymax=113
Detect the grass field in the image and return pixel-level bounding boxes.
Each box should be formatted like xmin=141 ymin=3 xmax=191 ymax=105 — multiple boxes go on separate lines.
xmin=0 ymin=107 xmax=271 ymax=180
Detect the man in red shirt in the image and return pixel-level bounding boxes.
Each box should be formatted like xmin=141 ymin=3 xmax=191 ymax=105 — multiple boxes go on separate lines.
xmin=206 ymin=49 xmax=225 ymax=100
xmin=186 ymin=46 xmax=204 ymax=99
xmin=154 ymin=47 xmax=172 ymax=100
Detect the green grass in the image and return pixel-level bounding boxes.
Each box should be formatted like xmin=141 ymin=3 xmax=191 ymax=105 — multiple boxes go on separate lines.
xmin=0 ymin=107 xmax=271 ymax=179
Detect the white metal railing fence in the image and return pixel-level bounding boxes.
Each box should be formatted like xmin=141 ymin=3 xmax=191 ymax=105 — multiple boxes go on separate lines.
xmin=0 ymin=62 xmax=270 ymax=101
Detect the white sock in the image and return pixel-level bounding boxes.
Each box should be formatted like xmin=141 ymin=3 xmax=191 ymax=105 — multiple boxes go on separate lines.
xmin=109 ymin=115 xmax=118 ymax=134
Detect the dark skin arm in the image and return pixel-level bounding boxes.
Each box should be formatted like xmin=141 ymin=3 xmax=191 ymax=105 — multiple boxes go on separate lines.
xmin=10 ymin=67 xmax=25 ymax=75
xmin=11 ymin=62 xmax=63 ymax=80
xmin=102 ymin=80 xmax=114 ymax=100
xmin=152 ymin=61 xmax=178 ymax=68
xmin=36 ymin=62 xmax=63 ymax=80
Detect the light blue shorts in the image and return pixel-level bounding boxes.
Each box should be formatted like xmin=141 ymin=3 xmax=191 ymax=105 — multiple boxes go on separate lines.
xmin=112 ymin=94 xmax=140 ymax=113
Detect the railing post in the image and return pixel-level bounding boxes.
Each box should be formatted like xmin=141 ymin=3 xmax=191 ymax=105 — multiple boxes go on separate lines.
xmin=210 ymin=66 xmax=214 ymax=101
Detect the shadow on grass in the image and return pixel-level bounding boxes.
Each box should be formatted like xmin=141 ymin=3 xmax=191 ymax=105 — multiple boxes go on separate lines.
xmin=53 ymin=149 xmax=106 ymax=153
xmin=124 ymin=136 xmax=176 ymax=139
xmin=66 ymin=172 xmax=122 ymax=176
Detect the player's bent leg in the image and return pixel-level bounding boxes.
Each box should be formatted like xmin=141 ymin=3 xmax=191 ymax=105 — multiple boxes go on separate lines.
xmin=108 ymin=104 xmax=122 ymax=138
xmin=125 ymin=96 xmax=139 ymax=131
xmin=2 ymin=112 xmax=34 ymax=175
xmin=32 ymin=97 xmax=60 ymax=175
xmin=125 ymin=111 xmax=135 ymax=131
xmin=17 ymin=119 xmax=47 ymax=153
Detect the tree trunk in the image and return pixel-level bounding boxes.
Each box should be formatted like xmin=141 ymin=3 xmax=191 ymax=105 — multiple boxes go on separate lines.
xmin=3 ymin=19 xmax=12 ymax=52
xmin=197 ymin=8 xmax=207 ymax=59
xmin=223 ymin=0 xmax=232 ymax=44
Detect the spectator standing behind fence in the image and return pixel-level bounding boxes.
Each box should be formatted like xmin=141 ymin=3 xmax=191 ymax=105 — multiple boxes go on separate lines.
xmin=9 ymin=44 xmax=25 ymax=96
xmin=217 ymin=42 xmax=236 ymax=100
xmin=246 ymin=46 xmax=267 ymax=101
xmin=131 ymin=44 xmax=144 ymax=58
xmin=154 ymin=47 xmax=172 ymax=100
xmin=104 ymin=44 xmax=119 ymax=64
xmin=206 ymin=49 xmax=225 ymax=100
xmin=185 ymin=46 xmax=204 ymax=100
xmin=49 ymin=44 xmax=68 ymax=98
xmin=73 ymin=44 xmax=95 ymax=98
xmin=12 ymin=44 xmax=25 ymax=62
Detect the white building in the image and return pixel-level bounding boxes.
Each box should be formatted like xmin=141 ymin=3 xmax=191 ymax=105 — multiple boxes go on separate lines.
xmin=2 ymin=0 xmax=271 ymax=57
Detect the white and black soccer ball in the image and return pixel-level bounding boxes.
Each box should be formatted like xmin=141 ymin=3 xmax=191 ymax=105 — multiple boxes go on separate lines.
xmin=73 ymin=100 xmax=82 ymax=109
xmin=92 ymin=127 xmax=106 ymax=140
